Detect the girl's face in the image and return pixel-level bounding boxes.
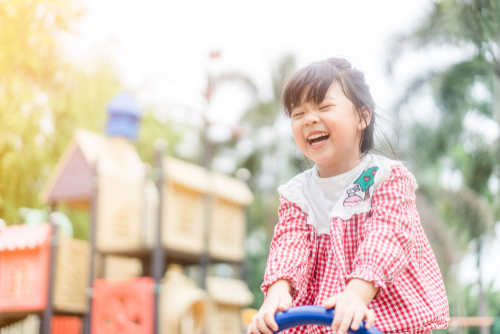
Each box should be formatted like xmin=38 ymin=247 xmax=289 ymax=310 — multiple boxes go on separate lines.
xmin=290 ymin=82 xmax=370 ymax=178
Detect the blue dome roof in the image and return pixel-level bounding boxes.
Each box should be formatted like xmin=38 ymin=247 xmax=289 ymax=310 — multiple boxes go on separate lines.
xmin=105 ymin=91 xmax=142 ymax=117
xmin=104 ymin=91 xmax=142 ymax=140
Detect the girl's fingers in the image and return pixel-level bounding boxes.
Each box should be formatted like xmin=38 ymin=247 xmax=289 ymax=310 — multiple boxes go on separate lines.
xmin=262 ymin=298 xmax=280 ymax=332
xmin=365 ymin=309 xmax=376 ymax=329
xmin=323 ymin=295 xmax=337 ymax=309
xmin=251 ymin=297 xmax=277 ymax=334
xmin=264 ymin=308 xmax=279 ymax=332
xmin=250 ymin=315 xmax=261 ymax=334
xmin=256 ymin=313 xmax=274 ymax=334
xmin=337 ymin=305 xmax=356 ymax=334
xmin=331 ymin=300 xmax=345 ymax=331
xmin=278 ymin=295 xmax=292 ymax=311
xmin=350 ymin=306 xmax=365 ymax=330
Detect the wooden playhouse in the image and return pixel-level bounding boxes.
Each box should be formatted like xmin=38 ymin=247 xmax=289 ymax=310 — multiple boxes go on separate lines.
xmin=159 ymin=265 xmax=208 ymax=334
xmin=39 ymin=128 xmax=155 ymax=253
xmin=161 ymin=157 xmax=211 ymax=256
xmin=0 ymin=223 xmax=90 ymax=314
xmin=19 ymin=89 xmax=258 ymax=334
xmin=160 ymin=157 xmax=253 ymax=260
xmin=94 ymin=136 xmax=146 ymax=252
xmin=209 ymin=173 xmax=253 ymax=262
xmin=0 ymin=224 xmax=51 ymax=312
xmin=0 ymin=315 xmax=81 ymax=334
xmin=103 ymin=255 xmax=143 ymax=279
xmin=206 ymin=276 xmax=254 ymax=334
xmin=91 ymin=277 xmax=154 ymax=334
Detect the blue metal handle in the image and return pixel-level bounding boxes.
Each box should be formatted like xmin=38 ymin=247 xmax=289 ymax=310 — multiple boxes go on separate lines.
xmin=274 ymin=306 xmax=383 ymax=334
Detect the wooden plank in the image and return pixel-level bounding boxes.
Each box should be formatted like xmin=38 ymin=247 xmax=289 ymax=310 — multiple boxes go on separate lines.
xmin=449 ymin=317 xmax=495 ymax=327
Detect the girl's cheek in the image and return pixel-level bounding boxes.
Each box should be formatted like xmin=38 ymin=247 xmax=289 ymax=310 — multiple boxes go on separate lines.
xmin=291 ymin=124 xmax=303 ymax=143
xmin=292 ymin=135 xmax=303 ymax=149
xmin=291 ymin=133 xmax=308 ymax=155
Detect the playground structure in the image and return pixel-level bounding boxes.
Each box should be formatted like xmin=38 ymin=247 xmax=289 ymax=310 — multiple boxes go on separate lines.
xmin=0 ymin=91 xmax=254 ymax=334
xmin=159 ymin=265 xmax=208 ymax=334
xmin=91 ymin=277 xmax=155 ymax=334
xmin=0 ymin=224 xmax=89 ymax=314
xmin=205 ymin=276 xmax=254 ymax=334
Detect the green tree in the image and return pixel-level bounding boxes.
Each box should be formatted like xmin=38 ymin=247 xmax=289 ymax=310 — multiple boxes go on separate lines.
xmin=0 ymin=0 xmax=82 ymax=223
xmin=388 ymin=0 xmax=500 ymax=329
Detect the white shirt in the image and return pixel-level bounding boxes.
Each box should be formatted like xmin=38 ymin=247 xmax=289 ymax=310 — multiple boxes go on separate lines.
xmin=314 ymin=159 xmax=368 ymax=215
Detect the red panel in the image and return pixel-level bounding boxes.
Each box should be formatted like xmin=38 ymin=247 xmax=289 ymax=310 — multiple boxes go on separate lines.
xmin=92 ymin=277 xmax=154 ymax=334
xmin=52 ymin=316 xmax=82 ymax=334
xmin=48 ymin=146 xmax=93 ymax=203
xmin=0 ymin=237 xmax=50 ymax=311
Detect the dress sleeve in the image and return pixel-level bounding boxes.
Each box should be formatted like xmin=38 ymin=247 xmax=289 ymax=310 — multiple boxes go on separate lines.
xmin=347 ymin=165 xmax=417 ymax=298
xmin=261 ymin=196 xmax=312 ymax=301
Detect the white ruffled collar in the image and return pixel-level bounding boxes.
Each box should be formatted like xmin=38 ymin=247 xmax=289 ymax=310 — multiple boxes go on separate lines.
xmin=277 ymin=154 xmax=404 ymax=235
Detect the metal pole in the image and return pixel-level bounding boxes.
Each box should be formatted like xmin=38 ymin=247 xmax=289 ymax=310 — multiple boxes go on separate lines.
xmin=83 ymin=166 xmax=98 ymax=334
xmin=199 ymin=53 xmax=220 ymax=288
xmin=42 ymin=205 xmax=58 ymax=334
xmin=153 ymin=139 xmax=167 ymax=334
xmin=240 ymin=206 xmax=250 ymax=282
xmin=199 ymin=123 xmax=212 ymax=289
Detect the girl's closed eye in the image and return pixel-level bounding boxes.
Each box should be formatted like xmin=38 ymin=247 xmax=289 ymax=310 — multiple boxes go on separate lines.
xmin=319 ymin=105 xmax=334 ymax=110
xmin=291 ymin=111 xmax=304 ymax=118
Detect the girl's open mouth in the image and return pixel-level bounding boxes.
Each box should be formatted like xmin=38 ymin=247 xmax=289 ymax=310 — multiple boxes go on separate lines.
xmin=307 ymin=133 xmax=330 ymax=146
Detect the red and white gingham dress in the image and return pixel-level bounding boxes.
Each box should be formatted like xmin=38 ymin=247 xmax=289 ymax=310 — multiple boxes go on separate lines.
xmin=261 ymin=162 xmax=449 ymax=334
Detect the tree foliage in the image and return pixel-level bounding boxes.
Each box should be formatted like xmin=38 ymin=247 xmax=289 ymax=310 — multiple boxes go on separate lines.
xmin=0 ymin=0 xmax=179 ymax=240
xmin=388 ymin=0 xmax=500 ymax=322
xmin=1 ymin=0 xmax=83 ymax=223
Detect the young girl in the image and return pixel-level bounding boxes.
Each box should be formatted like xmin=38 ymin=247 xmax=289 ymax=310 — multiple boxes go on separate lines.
xmin=249 ymin=58 xmax=449 ymax=334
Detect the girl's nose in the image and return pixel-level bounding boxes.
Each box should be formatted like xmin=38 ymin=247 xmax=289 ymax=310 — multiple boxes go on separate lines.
xmin=304 ymin=114 xmax=320 ymax=126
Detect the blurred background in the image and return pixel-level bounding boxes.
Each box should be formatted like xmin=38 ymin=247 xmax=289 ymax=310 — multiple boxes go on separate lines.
xmin=1 ymin=0 xmax=500 ymax=333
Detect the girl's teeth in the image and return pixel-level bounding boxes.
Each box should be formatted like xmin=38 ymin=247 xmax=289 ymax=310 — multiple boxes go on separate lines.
xmin=309 ymin=133 xmax=327 ymax=140
xmin=311 ymin=140 xmax=326 ymax=146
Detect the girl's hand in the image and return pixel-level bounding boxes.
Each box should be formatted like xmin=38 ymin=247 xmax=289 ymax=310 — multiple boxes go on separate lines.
xmin=322 ymin=279 xmax=378 ymax=334
xmin=248 ymin=280 xmax=292 ymax=334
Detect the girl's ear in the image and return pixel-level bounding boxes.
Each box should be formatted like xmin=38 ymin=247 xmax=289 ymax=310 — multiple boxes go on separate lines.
xmin=357 ymin=106 xmax=372 ymax=131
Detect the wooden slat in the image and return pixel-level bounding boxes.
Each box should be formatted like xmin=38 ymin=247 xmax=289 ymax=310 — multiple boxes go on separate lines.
xmin=449 ymin=317 xmax=495 ymax=327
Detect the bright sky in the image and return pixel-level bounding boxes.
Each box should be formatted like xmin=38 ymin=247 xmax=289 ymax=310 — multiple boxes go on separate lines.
xmin=64 ymin=0 xmax=446 ymax=125
xmin=64 ymin=0 xmax=500 ymax=289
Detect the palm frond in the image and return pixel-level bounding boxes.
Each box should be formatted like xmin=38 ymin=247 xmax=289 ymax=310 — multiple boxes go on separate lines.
xmin=432 ymin=56 xmax=492 ymax=118
xmin=439 ymin=186 xmax=495 ymax=245
xmin=387 ymin=0 xmax=500 ymax=75
xmin=387 ymin=1 xmax=467 ymax=75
